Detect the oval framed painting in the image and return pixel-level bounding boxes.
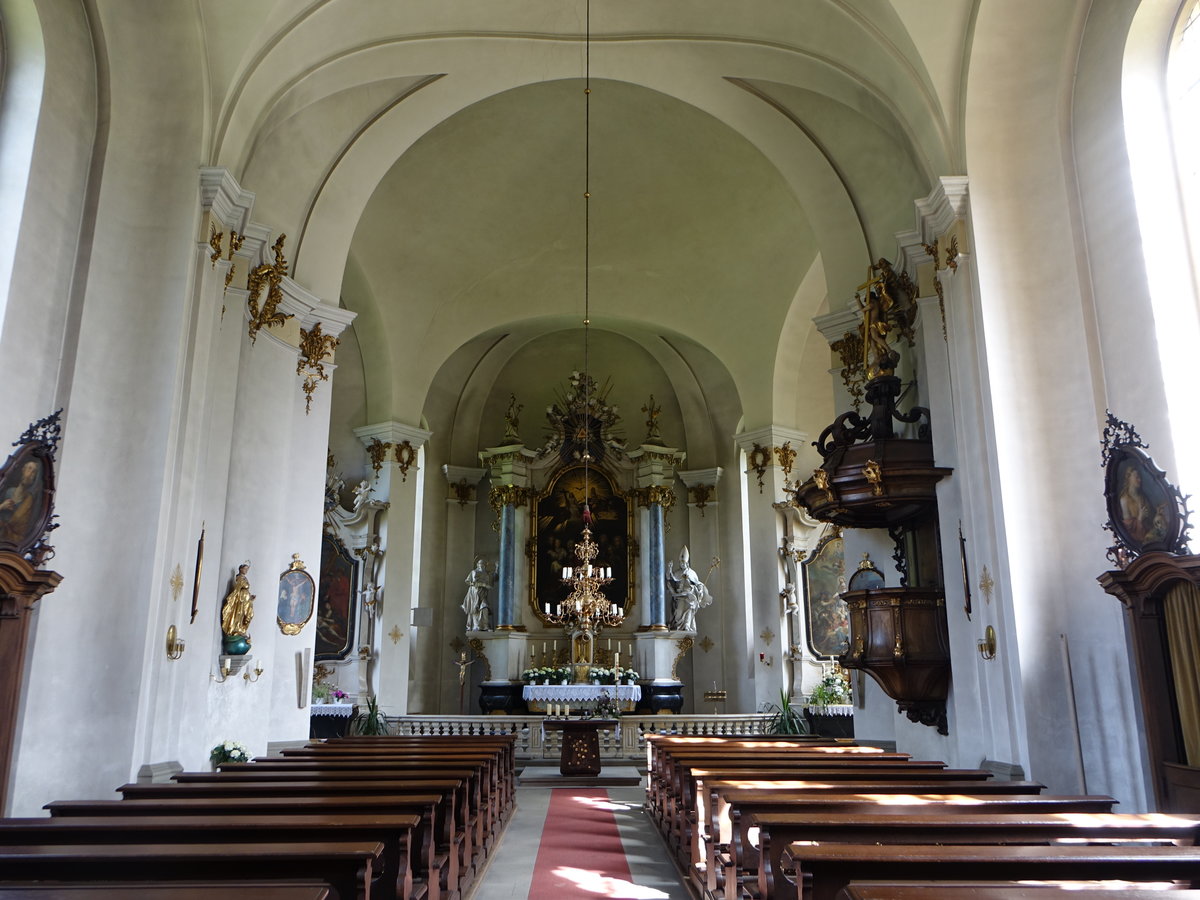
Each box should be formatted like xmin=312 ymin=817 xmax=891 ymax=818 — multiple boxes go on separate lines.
xmin=277 ymin=555 xmax=315 ymax=636
xmin=0 ymin=443 xmax=54 ymax=557
xmin=1104 ymin=445 xmax=1188 ymax=558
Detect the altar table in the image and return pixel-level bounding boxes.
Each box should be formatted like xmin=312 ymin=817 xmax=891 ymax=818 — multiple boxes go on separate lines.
xmin=521 ymin=683 xmax=641 ymax=705
xmin=309 ymin=702 xmax=356 ymax=739
xmin=541 ymin=718 xmax=620 ymax=776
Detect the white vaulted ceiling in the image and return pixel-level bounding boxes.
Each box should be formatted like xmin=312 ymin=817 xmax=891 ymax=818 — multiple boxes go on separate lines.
xmin=177 ymin=0 xmax=974 ymax=447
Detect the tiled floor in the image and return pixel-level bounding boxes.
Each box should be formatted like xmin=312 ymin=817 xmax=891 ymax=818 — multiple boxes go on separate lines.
xmin=469 ymin=770 xmax=690 ymax=900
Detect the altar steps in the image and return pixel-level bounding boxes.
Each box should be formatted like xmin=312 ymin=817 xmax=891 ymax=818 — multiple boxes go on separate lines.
xmin=516 ymin=762 xmax=644 ymax=787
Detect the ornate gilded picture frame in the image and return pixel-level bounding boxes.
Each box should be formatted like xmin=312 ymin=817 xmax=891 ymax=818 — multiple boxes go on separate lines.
xmin=0 ymin=433 xmax=57 ymax=561
xmin=802 ymin=531 xmax=849 ymax=659
xmin=529 ymin=464 xmax=634 ymax=623
xmin=315 ymin=533 xmax=358 ymax=660
xmin=277 ymin=554 xmax=315 ymax=636
xmin=1101 ymin=412 xmax=1190 ymax=565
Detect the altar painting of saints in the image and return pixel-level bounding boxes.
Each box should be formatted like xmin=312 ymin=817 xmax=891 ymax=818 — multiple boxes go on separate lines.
xmin=802 ymin=534 xmax=849 ymax=659
xmin=315 ymin=534 xmax=358 ymax=660
xmin=533 ymin=465 xmax=630 ymax=618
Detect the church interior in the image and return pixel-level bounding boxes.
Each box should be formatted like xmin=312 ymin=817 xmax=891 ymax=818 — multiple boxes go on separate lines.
xmin=4 ymin=0 xmax=1200 ymax=892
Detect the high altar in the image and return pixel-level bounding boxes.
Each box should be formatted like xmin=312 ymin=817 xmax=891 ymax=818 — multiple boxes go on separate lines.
xmin=473 ymin=375 xmax=693 ymax=715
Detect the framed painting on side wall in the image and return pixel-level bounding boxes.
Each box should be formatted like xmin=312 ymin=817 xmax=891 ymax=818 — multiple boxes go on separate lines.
xmin=315 ymin=534 xmax=358 ymax=661
xmin=802 ymin=531 xmax=849 ymax=659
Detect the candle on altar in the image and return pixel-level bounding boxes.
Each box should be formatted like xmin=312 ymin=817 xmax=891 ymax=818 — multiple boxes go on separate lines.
xmin=614 ymin=651 xmax=620 ymax=670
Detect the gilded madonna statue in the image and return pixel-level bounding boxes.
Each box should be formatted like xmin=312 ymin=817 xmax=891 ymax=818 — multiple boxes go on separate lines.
xmin=221 ymin=562 xmax=255 ymax=654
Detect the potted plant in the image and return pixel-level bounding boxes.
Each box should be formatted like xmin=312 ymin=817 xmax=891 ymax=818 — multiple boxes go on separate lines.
xmin=209 ymin=739 xmax=249 ymax=769
xmin=349 ymin=694 xmax=391 ymax=736
xmin=618 ymin=666 xmax=640 ymax=684
xmin=762 ymin=690 xmax=809 ymax=735
xmin=312 ymin=682 xmax=332 ymax=703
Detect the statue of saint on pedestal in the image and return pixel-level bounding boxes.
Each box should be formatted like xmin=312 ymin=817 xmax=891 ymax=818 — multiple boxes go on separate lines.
xmin=462 ymin=558 xmax=492 ymax=631
xmin=666 ymin=546 xmax=714 ymax=633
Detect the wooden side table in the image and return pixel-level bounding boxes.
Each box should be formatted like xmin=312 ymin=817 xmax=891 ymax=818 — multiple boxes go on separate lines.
xmin=543 ymin=718 xmax=618 ymax=776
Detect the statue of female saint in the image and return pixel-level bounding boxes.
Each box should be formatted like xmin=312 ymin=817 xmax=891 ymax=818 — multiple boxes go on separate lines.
xmin=221 ymin=563 xmax=255 ymax=640
xmin=462 ymin=559 xmax=491 ymax=631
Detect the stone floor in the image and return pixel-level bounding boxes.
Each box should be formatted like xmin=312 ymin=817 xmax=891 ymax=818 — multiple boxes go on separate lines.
xmin=468 ymin=768 xmax=690 ymax=900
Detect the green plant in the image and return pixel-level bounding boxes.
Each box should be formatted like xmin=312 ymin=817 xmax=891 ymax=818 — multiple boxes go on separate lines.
xmin=762 ymin=690 xmax=809 ymax=735
xmin=808 ymin=672 xmax=851 ymax=707
xmin=349 ymin=694 xmax=391 ymax=736
xmin=312 ymin=682 xmax=332 ymax=703
xmin=210 ymin=740 xmax=249 ymax=766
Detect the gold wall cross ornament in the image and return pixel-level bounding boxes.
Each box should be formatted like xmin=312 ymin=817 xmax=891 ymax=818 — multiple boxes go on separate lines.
xmin=169 ymin=564 xmax=183 ymax=601
xmin=246 ymin=234 xmax=294 ymax=344
xmin=698 ymin=635 xmax=714 ymax=653
xmin=388 ymin=625 xmax=403 ymax=644
xmin=297 ymin=322 xmax=340 ymax=415
xmin=759 ymin=626 xmax=775 ymax=646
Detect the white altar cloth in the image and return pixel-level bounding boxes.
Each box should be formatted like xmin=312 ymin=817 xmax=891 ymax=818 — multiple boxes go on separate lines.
xmin=522 ymin=684 xmax=641 ymax=703
xmin=804 ymin=703 xmax=853 ymax=716
xmin=311 ymin=703 xmax=355 ymax=717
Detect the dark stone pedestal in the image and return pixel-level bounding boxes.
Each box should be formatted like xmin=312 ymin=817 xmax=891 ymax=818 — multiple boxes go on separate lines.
xmin=804 ymin=710 xmax=855 ymax=739
xmin=543 ymin=719 xmax=618 ymax=776
xmin=478 ymin=681 xmax=526 ymax=714
xmin=642 ymin=681 xmax=684 ymax=715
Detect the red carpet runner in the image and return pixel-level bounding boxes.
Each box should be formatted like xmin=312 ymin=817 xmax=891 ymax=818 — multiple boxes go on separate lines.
xmin=528 ymin=788 xmax=635 ymax=899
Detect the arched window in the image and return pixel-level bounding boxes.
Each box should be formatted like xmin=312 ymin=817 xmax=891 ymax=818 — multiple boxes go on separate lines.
xmin=1123 ymin=0 xmax=1200 ymax=499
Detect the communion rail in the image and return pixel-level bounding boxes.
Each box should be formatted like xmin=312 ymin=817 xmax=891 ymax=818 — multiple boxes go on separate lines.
xmin=387 ymin=713 xmax=773 ymax=760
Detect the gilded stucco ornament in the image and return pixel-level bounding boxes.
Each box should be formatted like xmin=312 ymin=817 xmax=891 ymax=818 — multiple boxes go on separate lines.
xmin=748 ymin=444 xmax=771 ymax=493
xmin=297 ymin=322 xmax=340 ymax=415
xmin=831 ymin=330 xmax=866 ymax=408
xmin=246 ymin=234 xmax=294 ymax=344
xmin=367 ymin=438 xmax=392 ymax=474
xmin=688 ymin=483 xmax=715 ymax=517
xmin=671 ymin=636 xmax=693 ymax=680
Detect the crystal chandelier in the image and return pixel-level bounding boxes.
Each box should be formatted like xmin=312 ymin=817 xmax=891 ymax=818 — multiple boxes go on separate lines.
xmin=545 ymin=0 xmax=623 ymax=643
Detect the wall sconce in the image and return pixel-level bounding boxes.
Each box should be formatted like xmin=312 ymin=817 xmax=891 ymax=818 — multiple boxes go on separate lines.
xmin=243 ymin=661 xmax=264 ymax=683
xmin=165 ymin=625 xmax=185 ymax=660
xmin=213 ymin=654 xmax=253 ymax=683
xmin=978 ymin=624 xmax=997 ymax=661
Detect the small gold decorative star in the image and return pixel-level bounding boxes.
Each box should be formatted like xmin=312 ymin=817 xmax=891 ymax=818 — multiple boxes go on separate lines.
xmin=169 ymin=564 xmax=184 ymax=601
xmin=759 ymin=627 xmax=776 ymax=646
xmin=388 ymin=626 xmax=403 ymax=644
xmin=979 ymin=566 xmax=995 ymax=604
xmin=698 ymin=636 xmax=714 ymax=653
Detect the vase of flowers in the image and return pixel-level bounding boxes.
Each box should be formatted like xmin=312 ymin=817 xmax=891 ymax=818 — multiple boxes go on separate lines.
xmin=619 ymin=667 xmax=640 ymax=685
xmin=210 ymin=739 xmax=249 ymax=770
xmin=332 ymin=688 xmax=348 ymax=703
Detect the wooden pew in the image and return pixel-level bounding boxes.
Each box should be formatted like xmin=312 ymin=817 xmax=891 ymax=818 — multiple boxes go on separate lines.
xmin=0 ymin=814 xmax=419 ymax=900
xmin=117 ymin=778 xmax=471 ymax=891
xmin=0 ymin=883 xmax=334 ymax=899
xmin=45 ymin=795 xmax=452 ymax=900
xmin=180 ymin=766 xmax=497 ymax=866
xmin=273 ymin=748 xmax=514 ymax=821
xmin=682 ymin=777 xmax=1047 ymax=877
xmin=780 ymin=843 xmax=1200 ymax=900
xmin=0 ymin=841 xmax=384 ymax=900
xmin=708 ymin=795 xmax=1118 ymax=900
xmin=836 ymin=885 xmax=1200 ymax=900
xmin=752 ymin=812 xmax=1200 ymax=900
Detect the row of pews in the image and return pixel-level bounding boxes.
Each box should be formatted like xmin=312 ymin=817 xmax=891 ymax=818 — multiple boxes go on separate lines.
xmin=646 ymin=734 xmax=1200 ymax=900
xmin=0 ymin=734 xmax=516 ymax=899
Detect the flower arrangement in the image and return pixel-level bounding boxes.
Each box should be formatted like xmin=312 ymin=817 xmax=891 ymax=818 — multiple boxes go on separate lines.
xmin=585 ymin=690 xmax=622 ymax=719
xmin=808 ymin=671 xmax=851 ymax=707
xmin=522 ymin=666 xmax=570 ymax=684
xmin=332 ymin=688 xmax=348 ymax=702
xmin=618 ymin=666 xmax=640 ymax=684
xmin=210 ymin=740 xmax=249 ymax=767
xmin=312 ymin=682 xmax=332 ymax=703
xmin=588 ymin=665 xmax=616 ymax=684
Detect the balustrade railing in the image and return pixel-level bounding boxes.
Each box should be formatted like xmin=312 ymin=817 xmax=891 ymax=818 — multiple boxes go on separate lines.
xmin=387 ymin=713 xmax=772 ymax=759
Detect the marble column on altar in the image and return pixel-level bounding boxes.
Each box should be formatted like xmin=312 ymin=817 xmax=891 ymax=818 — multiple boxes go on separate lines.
xmin=476 ymin=442 xmax=536 ymax=712
xmin=353 ymin=421 xmax=433 ymax=716
xmin=628 ymin=443 xmax=685 ymax=712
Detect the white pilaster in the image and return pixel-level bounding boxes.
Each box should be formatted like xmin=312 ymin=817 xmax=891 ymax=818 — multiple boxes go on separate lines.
xmin=355 ymin=421 xmax=433 ymax=716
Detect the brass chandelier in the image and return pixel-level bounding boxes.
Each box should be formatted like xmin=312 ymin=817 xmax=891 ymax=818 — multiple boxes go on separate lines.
xmin=545 ymin=0 xmax=623 ymax=643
